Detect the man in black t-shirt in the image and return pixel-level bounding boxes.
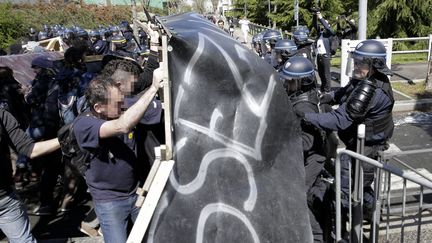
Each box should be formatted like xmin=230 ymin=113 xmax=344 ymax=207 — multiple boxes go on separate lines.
xmin=73 ymin=68 xmax=163 ymax=243
xmin=0 ymin=109 xmax=60 ymax=242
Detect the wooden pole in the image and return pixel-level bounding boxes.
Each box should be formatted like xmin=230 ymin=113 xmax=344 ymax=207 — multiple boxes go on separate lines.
xmin=131 ymin=0 xmax=139 ymax=43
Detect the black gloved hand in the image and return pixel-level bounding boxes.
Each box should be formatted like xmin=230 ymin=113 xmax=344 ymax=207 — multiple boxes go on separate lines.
xmin=309 ymin=6 xmax=321 ymax=13
xmin=319 ymin=93 xmax=334 ymax=104
xmin=295 ymin=109 xmax=305 ymax=119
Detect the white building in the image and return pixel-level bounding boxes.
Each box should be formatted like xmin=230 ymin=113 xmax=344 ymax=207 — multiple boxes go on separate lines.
xmin=217 ymin=0 xmax=233 ymax=16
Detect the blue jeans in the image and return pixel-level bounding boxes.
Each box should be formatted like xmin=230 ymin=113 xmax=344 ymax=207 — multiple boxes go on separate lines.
xmin=0 ymin=190 xmax=36 ymax=243
xmin=93 ymin=194 xmax=140 ymax=243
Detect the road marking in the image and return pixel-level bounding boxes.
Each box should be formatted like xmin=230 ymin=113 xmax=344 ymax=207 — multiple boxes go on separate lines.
xmin=393 ymin=89 xmax=415 ymax=100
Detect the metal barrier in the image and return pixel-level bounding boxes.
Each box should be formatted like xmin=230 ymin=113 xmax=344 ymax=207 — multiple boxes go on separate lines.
xmin=248 ymin=22 xmax=271 ymax=36
xmin=334 ymin=127 xmax=432 ymax=242
xmin=391 ymin=35 xmax=432 ymax=62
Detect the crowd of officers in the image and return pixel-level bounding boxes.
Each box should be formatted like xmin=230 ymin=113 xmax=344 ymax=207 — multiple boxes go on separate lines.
xmin=250 ymin=8 xmax=394 ymax=242
xmin=0 ymin=12 xmax=395 ymax=243
xmin=12 ymin=20 xmax=150 ymax=62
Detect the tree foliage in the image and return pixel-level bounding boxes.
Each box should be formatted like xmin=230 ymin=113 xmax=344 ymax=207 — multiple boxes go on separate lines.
xmin=0 ymin=3 xmax=25 ymax=49
xmin=231 ymin=0 xmax=432 ymax=40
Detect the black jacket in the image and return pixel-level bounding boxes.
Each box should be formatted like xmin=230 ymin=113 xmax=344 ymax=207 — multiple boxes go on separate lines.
xmin=0 ymin=109 xmax=34 ymax=198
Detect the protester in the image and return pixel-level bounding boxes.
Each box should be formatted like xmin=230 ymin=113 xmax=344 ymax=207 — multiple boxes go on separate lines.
xmin=217 ymin=19 xmax=230 ymax=35
xmin=73 ymin=65 xmax=163 ymax=242
xmin=25 ymin=56 xmax=62 ymax=216
xmin=312 ymin=9 xmax=335 ymax=93
xmin=0 ymin=108 xmax=60 ymax=242
xmin=239 ymin=16 xmax=250 ymax=44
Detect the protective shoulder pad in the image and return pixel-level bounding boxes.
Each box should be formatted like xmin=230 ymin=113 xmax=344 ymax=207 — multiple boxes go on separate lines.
xmin=346 ymin=79 xmax=376 ymax=120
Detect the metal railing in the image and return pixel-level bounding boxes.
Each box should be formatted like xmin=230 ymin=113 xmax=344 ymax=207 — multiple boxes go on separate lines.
xmin=248 ymin=22 xmax=271 ymax=36
xmin=335 ymin=149 xmax=432 ymax=242
xmin=390 ymin=35 xmax=432 ymax=62
xmin=334 ymin=126 xmax=432 ymax=243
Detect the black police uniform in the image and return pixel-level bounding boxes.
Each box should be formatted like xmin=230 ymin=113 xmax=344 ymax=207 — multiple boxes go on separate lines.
xmin=91 ymin=39 xmax=109 ymax=55
xmin=305 ymin=73 xmax=394 ymax=215
xmin=296 ymin=43 xmax=314 ymax=64
xmin=281 ymin=56 xmax=332 ymax=242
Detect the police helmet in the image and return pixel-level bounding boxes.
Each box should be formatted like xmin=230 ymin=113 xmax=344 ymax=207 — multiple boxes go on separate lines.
xmin=62 ymin=28 xmax=75 ymax=39
xmin=350 ymin=40 xmax=391 ymax=77
xmin=110 ymin=26 xmax=120 ymax=35
xmin=252 ymin=32 xmax=264 ymax=45
xmin=352 ymin=40 xmax=387 ymax=60
xmin=274 ymin=39 xmax=298 ymax=59
xmin=38 ymin=31 xmax=48 ymax=41
xmin=53 ymin=29 xmax=63 ymax=37
xmin=293 ymin=29 xmax=309 ymax=45
xmin=77 ymin=29 xmax=88 ymax=39
xmin=111 ymin=35 xmax=127 ymax=49
xmin=43 ymin=24 xmax=51 ymax=32
xmin=262 ymin=30 xmax=282 ymax=45
xmin=296 ymin=26 xmax=310 ymax=35
xmin=89 ymin=30 xmax=101 ymax=39
xmin=279 ymin=56 xmax=316 ymax=94
xmin=119 ymin=21 xmax=130 ymax=32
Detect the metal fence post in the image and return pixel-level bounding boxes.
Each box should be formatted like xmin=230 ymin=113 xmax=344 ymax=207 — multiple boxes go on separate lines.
xmin=428 ymin=34 xmax=432 ymax=62
xmin=352 ymin=124 xmax=365 ymax=243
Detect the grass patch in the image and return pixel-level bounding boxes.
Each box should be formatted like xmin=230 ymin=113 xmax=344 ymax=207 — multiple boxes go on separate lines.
xmin=330 ymin=52 xmax=427 ymax=67
xmin=392 ymin=81 xmax=432 ymax=99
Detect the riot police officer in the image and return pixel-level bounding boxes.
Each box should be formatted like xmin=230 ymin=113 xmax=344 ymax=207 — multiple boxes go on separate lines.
xmin=29 ymin=28 xmax=38 ymax=42
xmin=280 ymin=56 xmax=330 ymax=242
xmin=273 ymin=39 xmax=297 ymax=70
xmin=301 ymin=40 xmax=394 ymax=221
xmin=38 ymin=31 xmax=48 ymax=41
xmin=261 ymin=29 xmax=282 ymax=66
xmin=251 ymin=32 xmax=264 ymax=56
xmin=293 ymin=27 xmax=314 ymax=63
xmin=109 ymin=35 xmax=136 ymax=60
xmin=89 ymin=30 xmax=108 ymax=55
xmin=138 ymin=27 xmax=148 ymax=47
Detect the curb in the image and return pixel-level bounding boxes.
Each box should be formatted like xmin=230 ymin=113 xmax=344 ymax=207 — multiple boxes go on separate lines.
xmin=393 ymin=98 xmax=432 ymax=112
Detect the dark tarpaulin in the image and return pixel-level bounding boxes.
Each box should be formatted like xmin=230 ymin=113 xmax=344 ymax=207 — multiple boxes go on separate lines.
xmin=146 ymin=12 xmax=312 ymax=243
xmin=0 ymin=52 xmax=63 ymax=86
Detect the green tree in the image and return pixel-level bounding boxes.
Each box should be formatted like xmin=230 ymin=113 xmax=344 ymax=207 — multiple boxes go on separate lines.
xmin=0 ymin=3 xmax=25 ymax=49
xmin=368 ymin=0 xmax=432 ymax=38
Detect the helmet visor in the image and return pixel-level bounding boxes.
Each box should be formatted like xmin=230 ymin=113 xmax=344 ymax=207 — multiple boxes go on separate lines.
xmin=280 ymin=74 xmax=301 ymax=95
xmin=346 ymin=52 xmax=372 ymax=80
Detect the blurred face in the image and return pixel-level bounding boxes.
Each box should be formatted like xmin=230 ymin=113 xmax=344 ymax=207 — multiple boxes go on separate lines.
xmin=112 ymin=70 xmax=138 ymax=96
xmin=352 ymin=59 xmax=371 ymax=80
xmin=99 ymin=86 xmax=124 ymax=119
xmin=218 ymin=21 xmax=224 ymax=29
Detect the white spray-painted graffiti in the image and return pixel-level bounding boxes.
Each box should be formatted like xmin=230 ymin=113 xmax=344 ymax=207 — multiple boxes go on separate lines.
xmin=151 ymin=23 xmax=277 ymax=242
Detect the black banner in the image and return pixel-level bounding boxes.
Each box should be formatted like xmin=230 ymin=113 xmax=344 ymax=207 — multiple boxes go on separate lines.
xmin=146 ymin=12 xmax=312 ymax=243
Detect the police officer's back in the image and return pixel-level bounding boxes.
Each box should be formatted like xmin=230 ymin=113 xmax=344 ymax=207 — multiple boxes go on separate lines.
xmin=280 ymin=56 xmax=332 ymax=242
xmin=293 ymin=28 xmax=314 ymax=63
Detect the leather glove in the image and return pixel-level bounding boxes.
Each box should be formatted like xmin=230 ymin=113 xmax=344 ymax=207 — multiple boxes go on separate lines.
xmin=319 ymin=93 xmax=334 ymax=104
